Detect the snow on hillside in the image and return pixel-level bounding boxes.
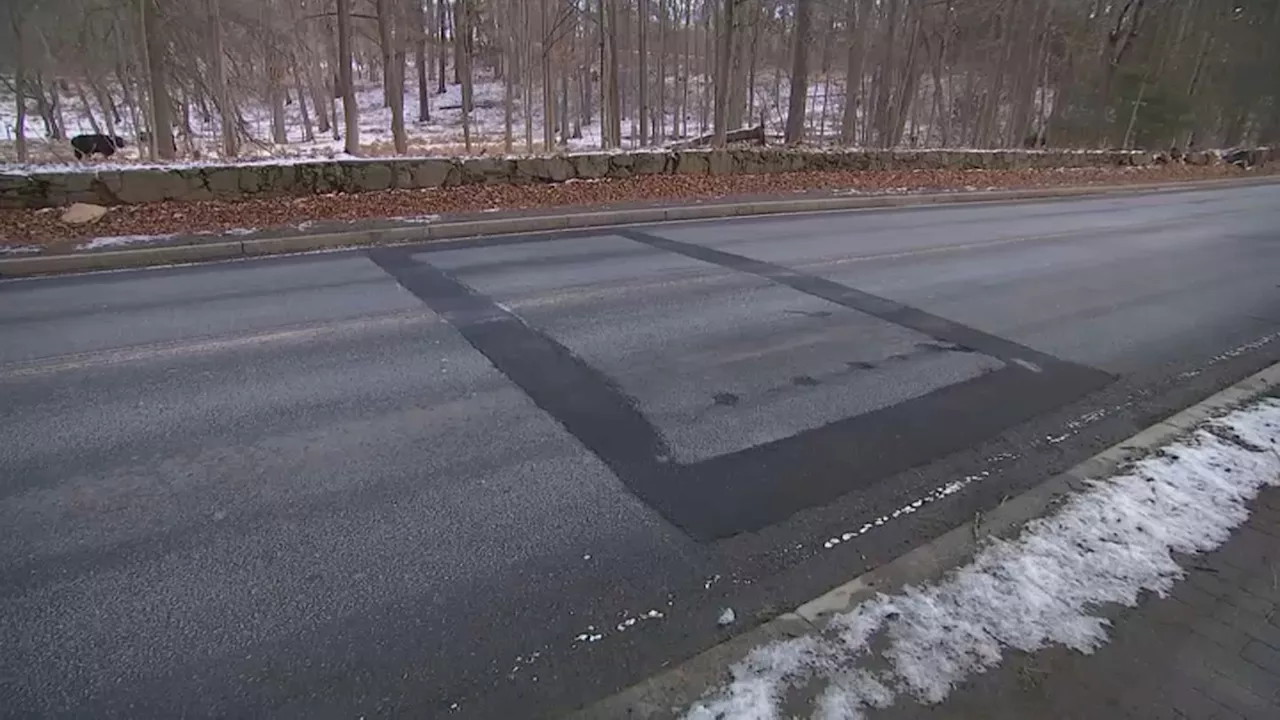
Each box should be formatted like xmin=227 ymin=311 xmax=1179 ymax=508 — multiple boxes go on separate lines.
xmin=0 ymin=65 xmax=1043 ymax=169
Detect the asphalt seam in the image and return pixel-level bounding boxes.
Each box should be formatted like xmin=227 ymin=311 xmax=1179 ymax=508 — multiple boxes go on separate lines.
xmin=4 ymin=174 xmax=1279 ymax=278
xmin=614 ymin=228 xmax=1096 ymax=374
xmin=567 ymin=360 xmax=1280 ymax=719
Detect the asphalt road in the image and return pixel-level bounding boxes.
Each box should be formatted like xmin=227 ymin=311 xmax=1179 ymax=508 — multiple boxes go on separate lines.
xmin=3 ymin=183 xmax=1280 ymax=719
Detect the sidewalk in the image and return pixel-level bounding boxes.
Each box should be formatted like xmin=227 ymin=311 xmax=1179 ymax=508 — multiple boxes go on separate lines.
xmin=872 ymin=486 xmax=1280 ymax=720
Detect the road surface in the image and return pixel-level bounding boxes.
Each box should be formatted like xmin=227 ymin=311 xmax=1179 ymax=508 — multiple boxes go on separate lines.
xmin=3 ymin=183 xmax=1280 ymax=719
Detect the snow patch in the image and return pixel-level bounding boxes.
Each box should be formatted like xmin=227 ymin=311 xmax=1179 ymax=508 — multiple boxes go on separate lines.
xmin=822 ymin=472 xmax=989 ymax=550
xmin=688 ymin=399 xmax=1280 ymax=720
xmin=77 ymin=234 xmax=176 ymax=251
xmin=397 ymin=214 xmax=442 ymax=224
xmin=0 ymin=245 xmax=41 ymax=255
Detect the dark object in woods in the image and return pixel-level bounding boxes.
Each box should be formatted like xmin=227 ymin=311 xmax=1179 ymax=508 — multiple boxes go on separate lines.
xmin=676 ymin=125 xmax=768 ymax=149
xmin=1022 ymin=134 xmax=1047 ymax=148
xmin=70 ymin=133 xmax=126 ymax=160
xmin=1169 ymin=145 xmax=1183 ymax=162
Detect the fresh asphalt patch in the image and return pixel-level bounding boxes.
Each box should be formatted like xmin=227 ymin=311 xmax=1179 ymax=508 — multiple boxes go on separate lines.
xmin=369 ymin=229 xmax=1114 ymax=540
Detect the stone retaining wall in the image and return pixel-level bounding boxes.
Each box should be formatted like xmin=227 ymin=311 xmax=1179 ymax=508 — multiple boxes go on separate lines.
xmin=0 ymin=148 xmax=1237 ymax=209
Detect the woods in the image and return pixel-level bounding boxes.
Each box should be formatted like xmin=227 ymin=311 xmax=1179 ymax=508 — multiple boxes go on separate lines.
xmin=1 ymin=0 xmax=1278 ymax=163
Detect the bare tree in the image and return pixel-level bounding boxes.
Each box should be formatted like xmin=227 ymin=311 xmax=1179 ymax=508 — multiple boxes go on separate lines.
xmin=9 ymin=3 xmax=30 ymax=163
xmin=845 ymin=0 xmax=872 ymax=145
xmin=603 ymin=0 xmax=622 ymax=148
xmin=337 ymin=0 xmax=360 ymax=155
xmin=139 ymin=0 xmax=175 ymax=159
xmin=638 ymin=0 xmax=649 ymax=146
xmin=784 ymin=0 xmax=813 ymax=144
xmin=3 ymin=0 xmax=1279 ymax=165
xmin=712 ymin=0 xmax=735 ymax=146
xmin=377 ymin=0 xmax=408 ymax=153
xmin=458 ymin=0 xmax=474 ymax=151
xmin=413 ymin=0 xmax=431 ymax=122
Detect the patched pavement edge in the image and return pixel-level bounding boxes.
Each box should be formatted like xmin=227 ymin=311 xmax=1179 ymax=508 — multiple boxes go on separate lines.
xmin=564 ymin=360 xmax=1280 ymax=719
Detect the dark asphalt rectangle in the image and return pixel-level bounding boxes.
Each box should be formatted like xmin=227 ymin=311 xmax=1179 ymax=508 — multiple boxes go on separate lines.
xmin=370 ymin=239 xmax=1113 ymax=541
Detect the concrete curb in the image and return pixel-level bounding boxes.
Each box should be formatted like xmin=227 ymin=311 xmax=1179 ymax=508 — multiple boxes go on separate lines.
xmin=3 ymin=174 xmax=1278 ymax=279
xmin=566 ymin=361 xmax=1280 ymax=719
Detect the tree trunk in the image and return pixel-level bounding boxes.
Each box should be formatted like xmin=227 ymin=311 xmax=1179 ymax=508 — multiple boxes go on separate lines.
xmin=873 ymin=0 xmax=900 ymax=147
xmin=889 ymin=11 xmax=923 ymax=147
xmin=502 ymin=0 xmax=515 ymax=152
xmin=679 ymin=0 xmax=691 ymax=138
xmin=638 ymin=0 xmax=649 ymax=146
xmin=712 ymin=0 xmax=734 ymax=146
xmin=268 ymin=46 xmax=289 ymax=144
xmin=292 ymin=56 xmax=316 ymax=142
xmin=337 ymin=0 xmax=360 ymax=155
xmin=726 ymin=0 xmax=754 ymax=130
xmin=975 ymin=3 xmax=1016 ymax=147
xmin=437 ymin=0 xmax=448 ymax=93
xmin=140 ymin=0 xmax=176 ymax=159
xmin=414 ymin=0 xmax=431 ymax=121
xmin=11 ymin=9 xmax=28 ymax=163
xmin=654 ymin=0 xmax=666 ymax=143
xmin=89 ymin=76 xmax=119 ymax=140
xmin=378 ymin=0 xmax=408 ymax=154
xmin=784 ymin=0 xmax=813 ymax=144
xmin=522 ymin=0 xmax=534 ymax=152
xmin=1006 ymin=0 xmax=1048 ymax=147
xmin=206 ymin=0 xmax=238 ymax=156
xmin=540 ymin=0 xmax=555 ymax=151
xmin=75 ymin=81 xmax=102 ymax=134
xmin=453 ymin=1 xmax=463 ymax=86
xmin=604 ymin=0 xmax=622 ymax=148
xmin=458 ymin=0 xmax=474 ymax=152
xmin=840 ymin=0 xmax=868 ymax=145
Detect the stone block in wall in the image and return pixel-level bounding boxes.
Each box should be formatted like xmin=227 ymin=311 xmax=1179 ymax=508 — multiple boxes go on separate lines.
xmin=175 ymin=168 xmax=213 ymax=201
xmin=460 ymin=157 xmax=512 ymax=185
xmin=203 ymin=167 xmax=243 ymax=199
xmin=873 ymin=151 xmax=900 ymax=171
xmin=349 ymin=162 xmax=392 ymax=192
xmin=0 ymin=174 xmax=28 ymax=209
xmin=406 ymin=158 xmax=457 ymax=188
xmin=605 ymin=153 xmax=634 ymax=179
xmin=390 ymin=161 xmax=412 ymax=189
xmin=729 ymin=150 xmax=763 ymax=174
xmin=88 ymin=171 xmax=125 ymax=204
xmin=674 ymin=151 xmax=710 ymax=175
xmin=1185 ymin=151 xmax=1212 ymax=166
xmin=707 ymin=150 xmax=733 ymax=175
xmin=893 ymin=151 xmax=924 ymax=169
xmin=630 ymin=151 xmax=670 ymax=175
xmin=54 ymin=172 xmax=95 ymax=198
xmin=513 ymin=156 xmax=572 ymax=183
xmin=116 ymin=169 xmax=188 ymax=203
xmin=573 ymin=153 xmax=610 ymax=179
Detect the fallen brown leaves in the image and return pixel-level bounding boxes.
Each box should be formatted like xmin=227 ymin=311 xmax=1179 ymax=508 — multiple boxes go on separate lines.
xmin=0 ymin=163 xmax=1267 ymax=251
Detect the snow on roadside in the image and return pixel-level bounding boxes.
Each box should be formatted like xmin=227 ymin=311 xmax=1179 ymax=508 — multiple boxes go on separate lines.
xmin=0 ymin=245 xmax=41 ymax=255
xmin=686 ymin=398 xmax=1280 ymax=720
xmin=77 ymin=234 xmax=176 ymax=251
